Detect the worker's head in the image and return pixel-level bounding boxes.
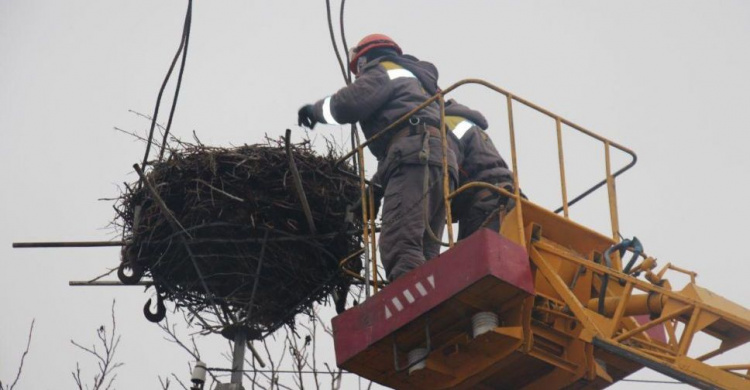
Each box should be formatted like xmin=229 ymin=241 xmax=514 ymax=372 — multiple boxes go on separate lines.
xmin=348 ymin=34 xmax=402 ymax=75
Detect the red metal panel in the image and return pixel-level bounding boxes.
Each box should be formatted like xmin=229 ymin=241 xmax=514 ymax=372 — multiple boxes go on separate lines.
xmin=332 ymin=229 xmax=533 ymax=366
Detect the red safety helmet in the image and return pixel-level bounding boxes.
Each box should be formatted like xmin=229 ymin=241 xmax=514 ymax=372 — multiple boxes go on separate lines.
xmin=348 ymin=34 xmax=402 ymax=75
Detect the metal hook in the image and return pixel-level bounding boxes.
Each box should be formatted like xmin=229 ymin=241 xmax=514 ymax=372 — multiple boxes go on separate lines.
xmin=143 ymin=294 xmax=166 ymax=323
xmin=117 ymin=260 xmax=144 ymax=285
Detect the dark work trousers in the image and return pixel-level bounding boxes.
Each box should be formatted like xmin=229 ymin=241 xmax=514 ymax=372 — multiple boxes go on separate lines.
xmin=380 ymin=164 xmax=451 ymax=281
xmin=457 ymin=193 xmax=503 ymax=240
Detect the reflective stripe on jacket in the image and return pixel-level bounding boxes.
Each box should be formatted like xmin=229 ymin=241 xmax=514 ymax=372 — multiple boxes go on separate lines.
xmin=311 ymin=56 xmax=440 ymax=159
xmin=444 ymin=100 xmax=513 ymax=186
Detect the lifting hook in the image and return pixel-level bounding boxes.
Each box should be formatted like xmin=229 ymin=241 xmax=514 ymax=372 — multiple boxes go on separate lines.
xmin=143 ymin=289 xmax=166 ymax=323
xmin=117 ymin=260 xmax=144 ymax=285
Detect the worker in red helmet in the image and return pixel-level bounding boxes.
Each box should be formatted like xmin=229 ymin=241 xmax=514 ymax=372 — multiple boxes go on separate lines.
xmin=297 ymin=34 xmax=461 ymax=281
xmin=443 ymin=99 xmax=518 ymax=239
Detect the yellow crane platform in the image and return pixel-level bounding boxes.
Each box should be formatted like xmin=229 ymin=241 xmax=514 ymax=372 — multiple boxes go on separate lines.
xmin=333 ymin=79 xmax=750 ymax=389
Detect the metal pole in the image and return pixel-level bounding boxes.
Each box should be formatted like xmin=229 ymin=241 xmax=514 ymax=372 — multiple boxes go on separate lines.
xmin=555 ymin=117 xmax=570 ymax=218
xmin=69 ymin=281 xmax=152 ymax=286
xmin=353 ymin=130 xmax=371 ymax=298
xmin=231 ymin=330 xmax=247 ymax=386
xmin=13 ymin=241 xmax=125 ymax=248
xmin=506 ymin=94 xmax=525 ymax=245
xmin=604 ymin=141 xmax=620 ymax=242
xmin=439 ymin=94 xmax=454 ymax=247
xmin=368 ymin=186 xmax=379 ymax=293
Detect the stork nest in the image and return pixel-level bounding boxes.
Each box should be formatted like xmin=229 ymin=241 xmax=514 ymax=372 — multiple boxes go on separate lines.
xmin=114 ymin=136 xmax=363 ymax=336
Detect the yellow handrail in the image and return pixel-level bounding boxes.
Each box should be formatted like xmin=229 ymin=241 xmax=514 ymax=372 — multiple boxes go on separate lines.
xmin=334 ymin=78 xmax=638 ymax=291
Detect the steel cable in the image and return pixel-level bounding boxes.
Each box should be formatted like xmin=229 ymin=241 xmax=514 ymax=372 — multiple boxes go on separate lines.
xmin=325 ymin=0 xmax=348 ymax=84
xmin=139 ymin=0 xmax=193 ymax=175
xmin=158 ymin=0 xmax=192 ymax=161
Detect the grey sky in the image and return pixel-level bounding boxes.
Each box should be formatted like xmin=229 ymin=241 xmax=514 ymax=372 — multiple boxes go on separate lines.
xmin=2 ymin=1 xmax=749 ymax=389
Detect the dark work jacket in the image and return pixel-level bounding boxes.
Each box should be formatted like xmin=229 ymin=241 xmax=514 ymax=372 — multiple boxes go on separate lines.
xmin=444 ymin=100 xmax=513 ymax=216
xmin=311 ymin=55 xmax=458 ymax=185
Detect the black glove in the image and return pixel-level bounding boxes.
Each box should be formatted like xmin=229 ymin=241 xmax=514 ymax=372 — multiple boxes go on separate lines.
xmin=297 ymin=104 xmax=317 ymax=129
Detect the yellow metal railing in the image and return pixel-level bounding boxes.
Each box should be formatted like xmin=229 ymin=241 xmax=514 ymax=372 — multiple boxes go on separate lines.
xmin=335 ymin=78 xmax=638 ymax=294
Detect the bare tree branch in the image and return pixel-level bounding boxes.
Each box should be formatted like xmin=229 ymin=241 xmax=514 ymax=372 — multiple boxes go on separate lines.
xmin=70 ymin=300 xmax=123 ymax=390
xmin=0 ymin=319 xmax=35 ymax=390
xmin=170 ymin=373 xmax=189 ymax=390
xmin=86 ymin=268 xmax=118 ymax=284
xmin=158 ymin=375 xmax=171 ymax=390
xmin=71 ymin=363 xmax=84 ymax=390
xmin=155 ymin=312 xmax=222 ymax=385
xmin=158 ymin=315 xmax=201 ymax=361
